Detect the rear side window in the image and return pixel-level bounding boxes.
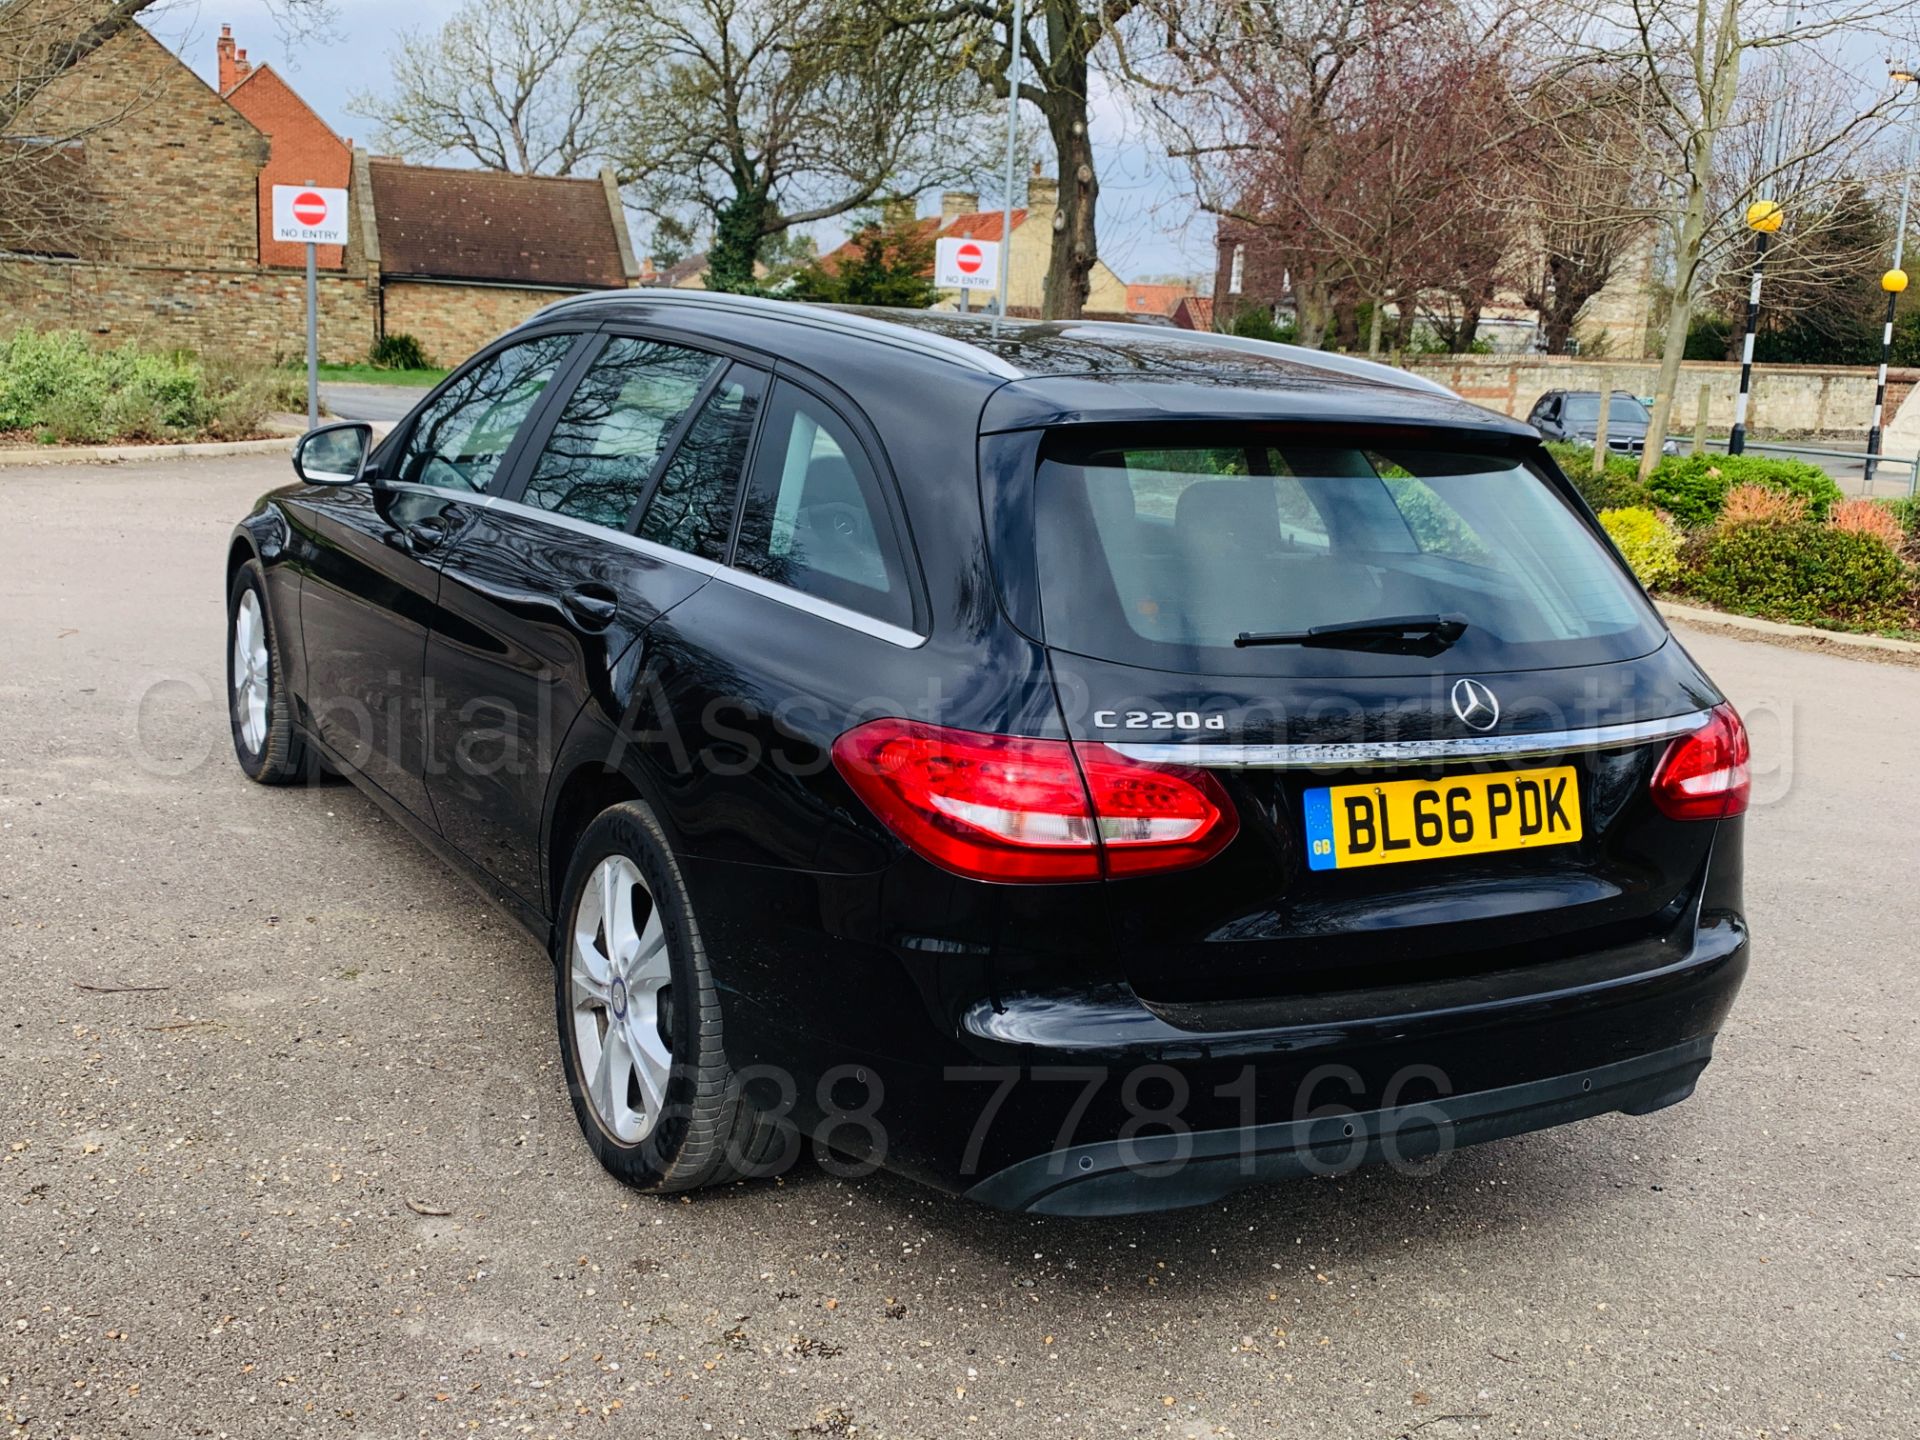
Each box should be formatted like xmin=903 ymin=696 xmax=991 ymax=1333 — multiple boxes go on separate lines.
xmin=732 ymin=382 xmax=912 ymax=629
xmin=635 ymin=366 xmax=765 ymax=562
xmin=1033 ymin=434 xmax=1661 ymax=675
xmin=519 ymin=337 xmax=720 ymax=529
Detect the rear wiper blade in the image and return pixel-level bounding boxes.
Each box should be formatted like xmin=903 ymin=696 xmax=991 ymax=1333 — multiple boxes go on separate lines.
xmin=1234 ymin=613 xmax=1470 ymax=652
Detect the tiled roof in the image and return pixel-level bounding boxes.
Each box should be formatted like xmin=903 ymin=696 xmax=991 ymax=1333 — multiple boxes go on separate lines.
xmin=368 ymin=160 xmax=626 ymax=289
xmin=1125 ymin=283 xmax=1186 ymax=316
xmin=1172 ymin=295 xmax=1215 ymax=331
xmin=819 ymin=208 xmax=1028 ymax=276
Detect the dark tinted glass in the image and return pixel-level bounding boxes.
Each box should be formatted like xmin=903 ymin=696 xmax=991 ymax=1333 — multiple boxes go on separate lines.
xmin=733 ymin=383 xmax=912 ymax=628
xmin=395 ymin=334 xmax=574 ymax=492
xmin=635 ymin=367 xmax=764 ymax=562
xmin=1034 ymin=433 xmax=1662 ymax=676
xmin=520 ymin=337 xmax=720 ymax=529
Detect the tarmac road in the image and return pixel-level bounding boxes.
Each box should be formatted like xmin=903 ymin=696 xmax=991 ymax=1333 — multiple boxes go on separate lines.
xmin=3 ymin=454 xmax=1917 ymax=1438
xmin=318 ymin=382 xmax=431 ymax=425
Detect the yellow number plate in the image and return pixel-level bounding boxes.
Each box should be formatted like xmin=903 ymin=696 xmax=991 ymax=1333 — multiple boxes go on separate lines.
xmin=1303 ymin=765 xmax=1583 ymax=871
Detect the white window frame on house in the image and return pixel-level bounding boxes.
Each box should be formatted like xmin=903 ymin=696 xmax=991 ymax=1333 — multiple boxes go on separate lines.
xmin=1228 ymin=244 xmax=1245 ymax=295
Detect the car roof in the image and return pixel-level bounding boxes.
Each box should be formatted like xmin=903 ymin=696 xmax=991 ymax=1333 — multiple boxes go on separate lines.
xmin=529 ymin=289 xmax=1533 ymax=439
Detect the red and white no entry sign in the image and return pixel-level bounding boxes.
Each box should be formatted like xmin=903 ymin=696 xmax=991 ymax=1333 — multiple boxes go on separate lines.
xmin=934 ymin=235 xmax=1000 ymax=291
xmin=270 ymin=184 xmax=350 ymax=246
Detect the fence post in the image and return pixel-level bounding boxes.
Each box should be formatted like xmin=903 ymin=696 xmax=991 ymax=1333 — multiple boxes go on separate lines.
xmin=1591 ymin=392 xmax=1610 ymax=477
xmin=1692 ymin=384 xmax=1710 ymax=456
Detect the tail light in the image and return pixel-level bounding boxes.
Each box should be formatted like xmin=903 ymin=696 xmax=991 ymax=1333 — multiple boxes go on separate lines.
xmin=1650 ymin=703 xmax=1750 ymax=821
xmin=830 ymin=718 xmax=1238 ymax=883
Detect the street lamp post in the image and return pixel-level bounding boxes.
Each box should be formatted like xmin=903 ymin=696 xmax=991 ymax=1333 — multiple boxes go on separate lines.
xmin=1866 ymin=69 xmax=1918 ymax=486
xmin=1728 ymin=200 xmax=1783 ymax=456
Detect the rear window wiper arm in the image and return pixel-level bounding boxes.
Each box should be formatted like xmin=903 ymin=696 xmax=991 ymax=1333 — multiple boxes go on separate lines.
xmin=1234 ymin=613 xmax=1470 ymax=653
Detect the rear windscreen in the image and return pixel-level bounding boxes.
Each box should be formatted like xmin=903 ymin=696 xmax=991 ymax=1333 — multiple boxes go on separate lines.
xmin=1034 ymin=434 xmax=1663 ymax=676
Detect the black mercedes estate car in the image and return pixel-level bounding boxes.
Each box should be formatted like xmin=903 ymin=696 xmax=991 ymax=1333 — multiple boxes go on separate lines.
xmin=226 ymin=293 xmax=1749 ymax=1215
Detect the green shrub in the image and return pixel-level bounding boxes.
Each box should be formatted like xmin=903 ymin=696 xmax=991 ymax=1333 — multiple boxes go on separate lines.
xmin=1599 ymin=506 xmax=1682 ymax=590
xmin=1223 ymin=307 xmax=1298 ymax=345
xmin=370 ymin=331 xmax=432 ymax=370
xmin=0 ymin=329 xmax=287 ymax=442
xmin=1646 ymin=453 xmax=1843 ymax=527
xmin=0 ymin=330 xmax=104 ymax=432
xmin=1691 ymin=521 xmax=1912 ymax=627
xmin=38 ymin=389 xmax=107 ymax=444
xmin=1543 ymin=440 xmax=1653 ymax=510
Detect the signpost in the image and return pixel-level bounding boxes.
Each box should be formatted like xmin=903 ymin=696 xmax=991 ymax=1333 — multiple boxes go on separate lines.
xmin=270 ymin=183 xmax=349 ymax=429
xmin=936 ymin=236 xmax=1001 ymax=313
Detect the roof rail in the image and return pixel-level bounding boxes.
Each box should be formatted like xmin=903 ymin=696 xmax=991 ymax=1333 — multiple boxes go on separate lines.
xmin=537 ymin=288 xmax=1026 ymax=379
xmin=1068 ymin=321 xmax=1459 ymax=399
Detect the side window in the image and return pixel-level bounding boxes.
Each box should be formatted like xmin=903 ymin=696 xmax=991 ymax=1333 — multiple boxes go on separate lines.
xmin=519 ymin=337 xmax=720 ymax=529
xmin=394 ymin=334 xmax=575 ymax=493
xmin=733 ymin=382 xmax=912 ymax=629
xmin=635 ymin=366 xmax=766 ymax=562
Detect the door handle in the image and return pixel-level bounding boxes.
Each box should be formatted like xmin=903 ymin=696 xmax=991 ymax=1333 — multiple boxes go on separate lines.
xmin=404 ymin=517 xmax=449 ymax=553
xmin=562 ymin=585 xmax=621 ymax=630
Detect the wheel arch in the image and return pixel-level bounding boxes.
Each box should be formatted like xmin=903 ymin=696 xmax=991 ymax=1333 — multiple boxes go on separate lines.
xmin=542 ymin=761 xmax=649 ymax=934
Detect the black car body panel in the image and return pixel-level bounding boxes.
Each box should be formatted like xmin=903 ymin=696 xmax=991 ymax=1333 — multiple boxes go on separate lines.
xmin=229 ymin=295 xmax=1749 ymax=1213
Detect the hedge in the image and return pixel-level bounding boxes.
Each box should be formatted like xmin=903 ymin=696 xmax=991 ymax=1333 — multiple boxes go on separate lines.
xmin=1692 ymin=521 xmax=1911 ymax=628
xmin=1646 ymin=453 xmax=1844 ymax=527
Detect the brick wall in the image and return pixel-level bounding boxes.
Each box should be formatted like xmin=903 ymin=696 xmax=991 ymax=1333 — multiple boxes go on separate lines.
xmin=380 ymin=281 xmax=593 ymax=366
xmin=1403 ymin=353 xmax=1918 ymax=439
xmin=0 ymin=255 xmax=374 ymax=362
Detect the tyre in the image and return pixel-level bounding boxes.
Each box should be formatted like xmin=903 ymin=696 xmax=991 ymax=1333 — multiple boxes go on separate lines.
xmin=552 ymin=800 xmax=783 ymax=1192
xmin=227 ymin=561 xmax=313 ymax=785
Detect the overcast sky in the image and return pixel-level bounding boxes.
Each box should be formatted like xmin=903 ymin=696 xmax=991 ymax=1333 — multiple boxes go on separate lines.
xmin=147 ymin=0 xmax=1216 ymax=283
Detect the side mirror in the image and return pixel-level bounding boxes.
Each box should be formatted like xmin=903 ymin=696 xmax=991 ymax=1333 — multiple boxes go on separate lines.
xmin=293 ymin=422 xmax=372 ymax=485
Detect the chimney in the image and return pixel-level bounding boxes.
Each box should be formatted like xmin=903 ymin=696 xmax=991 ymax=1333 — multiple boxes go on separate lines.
xmin=879 ymin=196 xmax=919 ymax=229
xmin=940 ymin=191 xmax=979 ymax=222
xmin=1026 ymin=170 xmax=1059 ymax=214
xmin=217 ymin=27 xmax=253 ymax=92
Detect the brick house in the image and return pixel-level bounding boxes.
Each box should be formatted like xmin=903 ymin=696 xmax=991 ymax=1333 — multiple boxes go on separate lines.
xmin=0 ymin=21 xmax=642 ymax=363
xmin=216 ymin=25 xmax=350 ymax=272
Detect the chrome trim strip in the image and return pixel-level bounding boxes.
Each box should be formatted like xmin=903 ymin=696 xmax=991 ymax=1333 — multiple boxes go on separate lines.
xmin=536 ymin=290 xmax=1027 ymax=380
xmin=1105 ymin=711 xmax=1710 ymax=769
xmin=481 ymin=495 xmax=926 ymax=649
xmin=707 ymin=566 xmax=928 ymax=649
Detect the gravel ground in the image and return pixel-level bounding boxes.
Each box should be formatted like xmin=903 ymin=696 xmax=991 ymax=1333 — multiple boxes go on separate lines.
xmin=3 ymin=455 xmax=1917 ymax=1439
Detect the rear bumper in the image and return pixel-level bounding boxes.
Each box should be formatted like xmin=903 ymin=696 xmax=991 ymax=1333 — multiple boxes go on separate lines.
xmin=728 ymin=911 xmax=1748 ymax=1211
xmin=966 ymin=1033 xmax=1714 ymax=1215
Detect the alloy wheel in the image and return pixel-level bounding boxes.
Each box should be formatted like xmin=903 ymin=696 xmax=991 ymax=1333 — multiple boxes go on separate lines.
xmin=232 ymin=590 xmax=270 ymax=754
xmin=569 ymin=855 xmax=674 ymax=1144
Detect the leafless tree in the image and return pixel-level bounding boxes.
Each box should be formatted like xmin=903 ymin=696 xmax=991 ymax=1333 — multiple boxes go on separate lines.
xmin=1564 ymin=0 xmax=1920 ymax=474
xmin=1140 ymin=1 xmax=1538 ymax=353
xmin=350 ymin=0 xmax=624 ymax=175
xmin=1512 ymin=75 xmax=1661 ymax=353
xmin=606 ymin=0 xmax=998 ymax=294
